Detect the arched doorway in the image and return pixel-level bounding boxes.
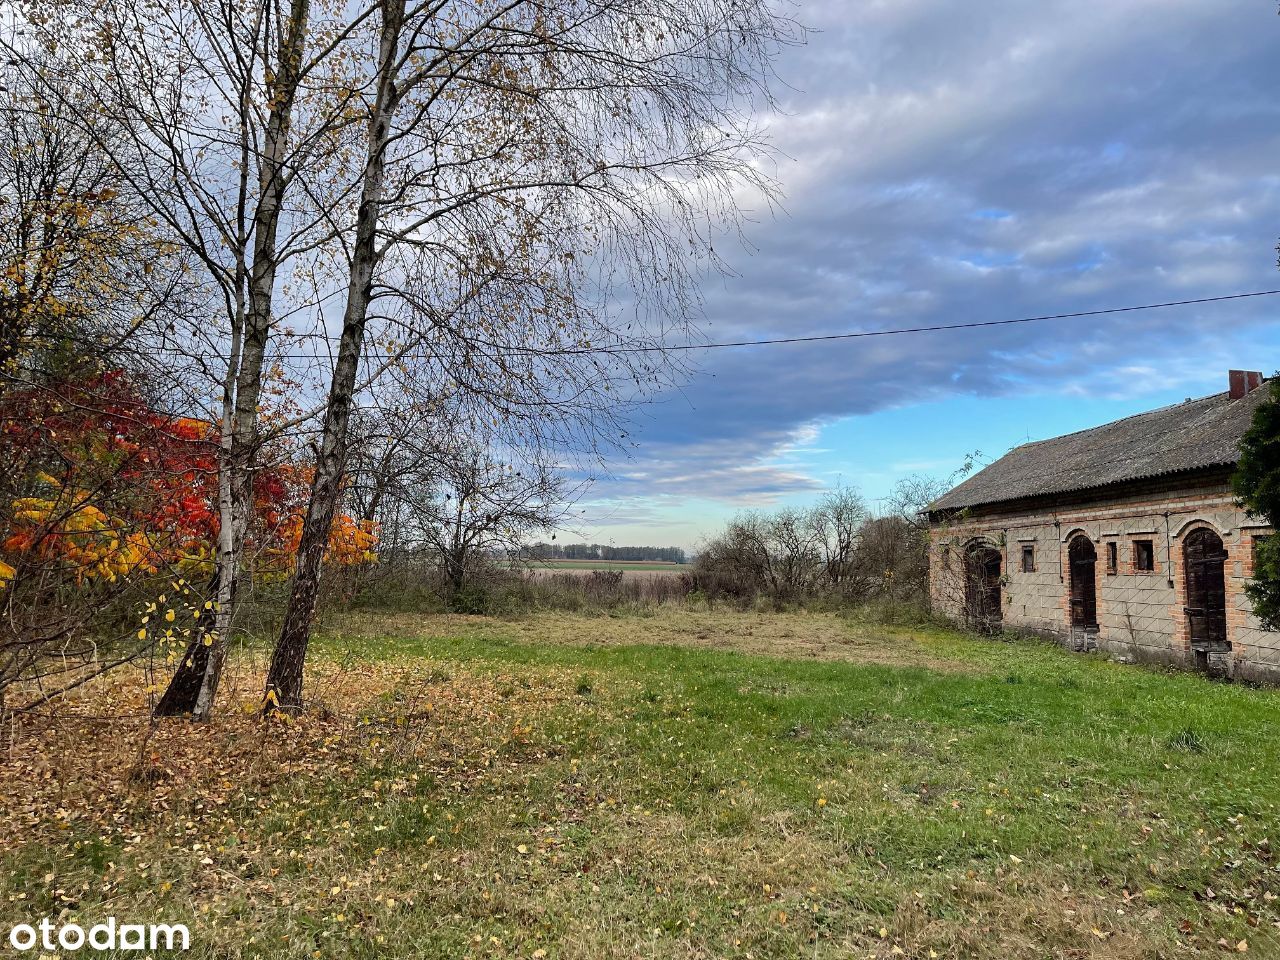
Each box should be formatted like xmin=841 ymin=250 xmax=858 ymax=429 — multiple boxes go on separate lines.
xmin=1184 ymin=527 xmax=1229 ymax=672
xmin=964 ymin=543 xmax=1003 ymax=634
xmin=1068 ymin=536 xmax=1097 ymax=628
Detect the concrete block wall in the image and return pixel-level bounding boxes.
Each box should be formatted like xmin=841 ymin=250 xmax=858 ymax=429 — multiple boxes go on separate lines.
xmin=929 ymin=475 xmax=1278 ymax=680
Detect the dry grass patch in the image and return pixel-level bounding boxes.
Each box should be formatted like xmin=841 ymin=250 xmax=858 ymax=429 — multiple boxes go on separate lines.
xmin=0 ymin=651 xmax=588 ymax=857
xmin=326 ymin=609 xmax=974 ymax=673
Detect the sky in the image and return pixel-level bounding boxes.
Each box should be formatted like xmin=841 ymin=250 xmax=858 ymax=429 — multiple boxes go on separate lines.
xmin=570 ymin=0 xmax=1280 ymax=552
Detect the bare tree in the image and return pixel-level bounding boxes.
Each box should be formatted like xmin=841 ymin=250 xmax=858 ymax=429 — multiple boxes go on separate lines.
xmin=810 ymin=485 xmax=869 ymax=590
xmin=424 ymin=442 xmax=568 ymax=593
xmin=686 ymin=482 xmax=977 ymax=609
xmin=344 ymin=385 xmax=579 ymax=591
xmin=263 ymin=0 xmax=800 ymax=711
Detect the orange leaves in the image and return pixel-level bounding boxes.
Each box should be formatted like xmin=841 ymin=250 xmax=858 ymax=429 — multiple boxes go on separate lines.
xmin=255 ymin=512 xmax=377 ymax=579
xmin=3 ymin=373 xmax=379 ymax=592
xmin=328 ymin=515 xmax=379 ymax=566
xmin=4 ymin=480 xmax=158 ymax=584
xmin=3 ymin=373 xmax=220 ymax=574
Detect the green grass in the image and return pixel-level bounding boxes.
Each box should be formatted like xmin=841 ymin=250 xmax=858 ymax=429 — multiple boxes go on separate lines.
xmin=4 ymin=609 xmax=1280 ymax=959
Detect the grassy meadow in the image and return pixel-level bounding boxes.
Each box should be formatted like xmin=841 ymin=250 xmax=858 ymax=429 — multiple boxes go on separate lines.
xmin=3 ymin=608 xmax=1280 ymax=958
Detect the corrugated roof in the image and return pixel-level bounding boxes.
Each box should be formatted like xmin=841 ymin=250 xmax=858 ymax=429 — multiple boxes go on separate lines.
xmin=929 ymin=382 xmax=1271 ymax=513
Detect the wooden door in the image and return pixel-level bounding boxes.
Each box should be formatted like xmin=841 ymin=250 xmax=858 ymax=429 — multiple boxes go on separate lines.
xmin=1068 ymin=536 xmax=1097 ymax=627
xmin=1184 ymin=528 xmax=1228 ymax=651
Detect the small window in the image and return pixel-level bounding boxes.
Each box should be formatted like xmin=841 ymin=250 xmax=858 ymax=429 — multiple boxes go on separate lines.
xmin=1020 ymin=544 xmax=1035 ymax=573
xmin=1134 ymin=539 xmax=1154 ymax=572
xmin=941 ymin=544 xmax=952 ymax=570
xmin=1106 ymin=542 xmax=1118 ymax=574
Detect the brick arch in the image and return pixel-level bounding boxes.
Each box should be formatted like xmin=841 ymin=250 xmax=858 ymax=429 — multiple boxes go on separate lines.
xmin=1172 ymin=516 xmax=1224 ymax=539
xmin=962 ymin=535 xmax=1001 ymax=551
xmin=1061 ymin=527 xmax=1092 ymax=544
xmin=1065 ymin=532 xmax=1099 ymax=628
xmin=1169 ymin=518 xmax=1234 ymax=670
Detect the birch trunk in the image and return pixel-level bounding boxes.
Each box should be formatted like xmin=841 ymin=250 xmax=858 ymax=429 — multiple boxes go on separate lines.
xmin=154 ymin=0 xmax=313 ymax=719
xmin=264 ymin=0 xmax=404 ymax=714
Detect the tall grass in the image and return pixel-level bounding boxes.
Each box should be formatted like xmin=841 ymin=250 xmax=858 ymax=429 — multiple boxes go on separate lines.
xmin=344 ymin=561 xmax=935 ymax=621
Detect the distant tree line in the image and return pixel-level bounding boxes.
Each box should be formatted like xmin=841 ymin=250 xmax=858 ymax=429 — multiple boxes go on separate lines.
xmin=516 ymin=543 xmax=688 ymax=564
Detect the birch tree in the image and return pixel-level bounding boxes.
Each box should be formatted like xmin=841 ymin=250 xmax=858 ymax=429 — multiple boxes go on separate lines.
xmin=7 ymin=0 xmax=328 ymax=718
xmin=262 ymin=0 xmax=798 ymax=711
xmin=10 ymin=0 xmax=798 ymax=716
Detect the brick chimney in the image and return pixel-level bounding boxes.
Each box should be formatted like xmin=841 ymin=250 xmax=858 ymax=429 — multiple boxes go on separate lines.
xmin=1228 ymin=369 xmax=1264 ymax=400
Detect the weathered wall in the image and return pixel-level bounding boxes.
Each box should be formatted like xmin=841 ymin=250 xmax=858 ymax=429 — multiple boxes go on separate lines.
xmin=928 ymin=472 xmax=1278 ymax=680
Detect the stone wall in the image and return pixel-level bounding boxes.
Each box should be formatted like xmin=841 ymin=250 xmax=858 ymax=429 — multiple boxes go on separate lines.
xmin=928 ymin=472 xmax=1278 ymax=680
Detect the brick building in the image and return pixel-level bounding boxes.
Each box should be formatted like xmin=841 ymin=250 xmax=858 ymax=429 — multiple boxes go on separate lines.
xmin=926 ymin=370 xmax=1277 ymax=679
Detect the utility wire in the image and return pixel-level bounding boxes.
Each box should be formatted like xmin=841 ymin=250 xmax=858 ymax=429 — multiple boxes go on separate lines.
xmin=598 ymin=288 xmax=1280 ymax=355
xmin=14 ymin=288 xmax=1280 ymax=360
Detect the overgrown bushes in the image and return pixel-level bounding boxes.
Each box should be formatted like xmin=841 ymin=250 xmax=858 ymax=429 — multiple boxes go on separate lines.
xmin=692 ymin=487 xmax=929 ymax=608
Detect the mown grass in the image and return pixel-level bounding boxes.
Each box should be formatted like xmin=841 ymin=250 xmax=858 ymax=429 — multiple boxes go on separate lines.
xmin=3 ymin=609 xmax=1280 ymax=959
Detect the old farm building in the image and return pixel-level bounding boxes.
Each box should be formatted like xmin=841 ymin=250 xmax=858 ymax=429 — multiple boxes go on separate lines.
xmin=927 ymin=370 xmax=1277 ymax=680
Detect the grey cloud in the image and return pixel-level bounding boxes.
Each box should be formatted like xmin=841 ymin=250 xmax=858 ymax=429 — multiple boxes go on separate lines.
xmin=586 ymin=0 xmax=1280 ymax=511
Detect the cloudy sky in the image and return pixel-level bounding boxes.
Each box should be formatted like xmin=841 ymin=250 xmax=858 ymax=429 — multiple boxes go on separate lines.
xmin=573 ymin=0 xmax=1280 ymax=551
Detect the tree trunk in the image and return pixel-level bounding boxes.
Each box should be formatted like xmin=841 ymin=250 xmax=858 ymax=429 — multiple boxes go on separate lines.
xmin=153 ymin=0 xmax=313 ymax=720
xmin=153 ymin=569 xmax=234 ymax=715
xmin=264 ymin=0 xmax=403 ymax=714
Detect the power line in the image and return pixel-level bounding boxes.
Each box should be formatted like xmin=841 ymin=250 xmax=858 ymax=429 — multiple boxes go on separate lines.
xmin=16 ymin=288 xmax=1280 ymax=361
xmin=616 ymin=288 xmax=1280 ymax=354
xmin=197 ymin=287 xmax=1280 ymax=356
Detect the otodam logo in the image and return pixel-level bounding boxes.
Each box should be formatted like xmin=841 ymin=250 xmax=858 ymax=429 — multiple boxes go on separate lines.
xmin=7 ymin=918 xmax=190 ymax=952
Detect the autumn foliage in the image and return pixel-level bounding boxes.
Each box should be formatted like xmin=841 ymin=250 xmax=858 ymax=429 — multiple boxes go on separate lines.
xmin=0 ymin=372 xmax=376 ymax=591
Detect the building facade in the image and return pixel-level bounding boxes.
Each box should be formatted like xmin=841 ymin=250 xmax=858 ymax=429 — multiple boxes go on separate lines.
xmin=927 ymin=370 xmax=1277 ymax=680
